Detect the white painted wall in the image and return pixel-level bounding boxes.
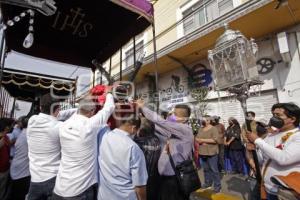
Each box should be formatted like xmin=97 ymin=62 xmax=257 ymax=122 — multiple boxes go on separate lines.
xmin=276 ymin=31 xmax=300 ymax=106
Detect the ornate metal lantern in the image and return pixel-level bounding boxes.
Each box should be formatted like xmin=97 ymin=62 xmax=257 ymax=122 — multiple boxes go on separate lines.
xmin=208 ymin=24 xmax=260 ymax=90
xmin=208 ymin=24 xmax=263 ymax=183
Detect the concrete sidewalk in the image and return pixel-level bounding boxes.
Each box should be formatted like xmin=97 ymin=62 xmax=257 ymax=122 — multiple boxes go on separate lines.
xmin=190 ymin=170 xmax=254 ymax=200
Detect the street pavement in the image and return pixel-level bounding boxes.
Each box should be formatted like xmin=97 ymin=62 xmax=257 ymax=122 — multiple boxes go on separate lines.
xmin=190 ymin=169 xmax=253 ymax=200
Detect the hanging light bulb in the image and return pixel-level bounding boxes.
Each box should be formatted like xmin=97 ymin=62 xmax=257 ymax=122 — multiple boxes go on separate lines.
xmin=7 ymin=20 xmax=14 ymax=26
xmin=20 ymin=12 xmax=26 ymax=17
xmin=23 ymin=10 xmax=35 ymax=49
xmin=14 ymin=16 xmax=20 ymax=22
xmin=1 ymin=9 xmax=36 ymax=48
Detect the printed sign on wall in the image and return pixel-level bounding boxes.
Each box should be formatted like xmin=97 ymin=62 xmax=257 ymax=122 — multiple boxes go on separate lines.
xmin=136 ymin=62 xmax=214 ymax=109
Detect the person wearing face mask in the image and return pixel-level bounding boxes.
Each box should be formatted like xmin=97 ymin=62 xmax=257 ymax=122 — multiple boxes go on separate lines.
xmin=224 ymin=117 xmax=245 ymax=175
xmin=241 ymin=111 xmax=268 ymax=178
xmin=196 ymin=115 xmax=221 ymax=193
xmin=134 ymin=117 xmax=161 ymax=200
xmin=98 ymin=114 xmax=148 ymax=200
xmin=247 ymin=103 xmax=300 ymax=200
xmin=136 ymin=100 xmax=194 ymax=200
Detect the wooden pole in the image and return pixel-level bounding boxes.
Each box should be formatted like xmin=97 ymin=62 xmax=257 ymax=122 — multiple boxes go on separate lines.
xmin=152 ymin=22 xmax=159 ymax=112
xmin=133 ymin=36 xmax=136 ymax=69
xmin=108 ymin=57 xmax=111 ymax=75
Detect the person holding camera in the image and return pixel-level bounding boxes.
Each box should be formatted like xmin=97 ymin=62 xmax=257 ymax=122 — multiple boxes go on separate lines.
xmin=136 ymin=99 xmax=194 ymax=200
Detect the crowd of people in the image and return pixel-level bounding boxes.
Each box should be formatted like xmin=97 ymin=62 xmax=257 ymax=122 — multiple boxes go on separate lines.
xmin=0 ymin=86 xmax=300 ymax=200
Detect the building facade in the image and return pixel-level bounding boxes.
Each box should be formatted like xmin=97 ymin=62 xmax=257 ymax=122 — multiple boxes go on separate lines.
xmin=96 ymin=0 xmax=300 ymax=125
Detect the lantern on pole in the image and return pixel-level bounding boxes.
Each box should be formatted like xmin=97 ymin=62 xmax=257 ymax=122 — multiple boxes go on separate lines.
xmin=208 ymin=24 xmax=260 ymax=90
xmin=208 ymin=24 xmax=263 ymax=182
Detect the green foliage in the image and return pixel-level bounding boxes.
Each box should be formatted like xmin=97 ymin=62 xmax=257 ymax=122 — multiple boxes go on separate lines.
xmin=189 ymin=118 xmax=200 ymax=135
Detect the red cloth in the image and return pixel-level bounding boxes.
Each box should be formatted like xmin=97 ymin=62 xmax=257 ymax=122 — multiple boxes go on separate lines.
xmin=90 ymin=85 xmax=107 ymax=96
xmin=90 ymin=84 xmax=138 ymax=129
xmin=90 ymin=84 xmax=108 ymax=105
xmin=91 ymin=84 xmax=115 ymax=128
xmin=0 ymin=135 xmax=10 ymax=172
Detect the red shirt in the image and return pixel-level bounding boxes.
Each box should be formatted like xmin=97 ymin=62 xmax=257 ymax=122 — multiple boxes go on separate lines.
xmin=0 ymin=135 xmax=10 ymax=172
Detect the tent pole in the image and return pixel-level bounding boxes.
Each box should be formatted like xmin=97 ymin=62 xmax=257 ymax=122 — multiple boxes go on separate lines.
xmin=4 ymin=91 xmax=8 ymax=117
xmin=133 ymin=36 xmax=136 ymax=70
xmin=73 ymin=76 xmax=78 ymax=107
xmin=10 ymin=98 xmax=16 ymax=118
xmin=133 ymin=36 xmax=136 ymax=98
xmin=0 ymin=88 xmax=3 ymax=117
xmin=152 ymin=22 xmax=159 ymax=113
xmin=120 ymin=49 xmax=122 ymax=81
xmin=109 ymin=57 xmax=112 ymax=78
xmin=92 ymin=70 xmax=95 ymax=87
xmin=1 ymin=6 xmax=7 ymax=118
xmin=0 ymin=8 xmax=6 ymax=88
xmin=100 ymin=70 xmax=103 ymax=85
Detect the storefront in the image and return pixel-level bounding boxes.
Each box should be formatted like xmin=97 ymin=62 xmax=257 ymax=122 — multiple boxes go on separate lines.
xmin=136 ymin=24 xmax=300 ymax=126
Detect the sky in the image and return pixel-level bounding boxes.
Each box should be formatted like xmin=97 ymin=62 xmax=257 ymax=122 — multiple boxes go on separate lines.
xmin=4 ymin=51 xmax=92 ymax=118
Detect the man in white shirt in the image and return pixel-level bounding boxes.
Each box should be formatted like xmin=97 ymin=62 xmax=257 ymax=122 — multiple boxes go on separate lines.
xmin=53 ymin=91 xmax=115 ymax=199
xmin=27 ymin=93 xmax=77 ymax=200
xmin=98 ymin=114 xmax=148 ymax=200
xmin=247 ymin=103 xmax=300 ymax=200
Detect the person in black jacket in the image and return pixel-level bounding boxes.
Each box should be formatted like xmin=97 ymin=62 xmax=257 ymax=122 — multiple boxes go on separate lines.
xmin=224 ymin=117 xmax=245 ymax=174
xmin=134 ymin=117 xmax=161 ymax=200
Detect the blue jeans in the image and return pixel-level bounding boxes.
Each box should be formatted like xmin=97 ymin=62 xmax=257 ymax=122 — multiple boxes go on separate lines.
xmin=229 ymin=149 xmax=244 ymax=174
xmin=201 ymin=154 xmax=221 ymax=192
xmin=267 ymin=193 xmax=278 ymax=200
xmin=51 ymin=184 xmax=98 ymax=200
xmin=27 ymin=177 xmax=56 ymax=200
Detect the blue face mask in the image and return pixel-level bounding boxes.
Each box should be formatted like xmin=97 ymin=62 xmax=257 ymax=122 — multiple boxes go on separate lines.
xmin=167 ymin=114 xmax=177 ymax=122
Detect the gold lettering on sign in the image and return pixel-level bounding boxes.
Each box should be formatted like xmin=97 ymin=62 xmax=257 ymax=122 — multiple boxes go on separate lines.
xmin=51 ymin=7 xmax=93 ymax=38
